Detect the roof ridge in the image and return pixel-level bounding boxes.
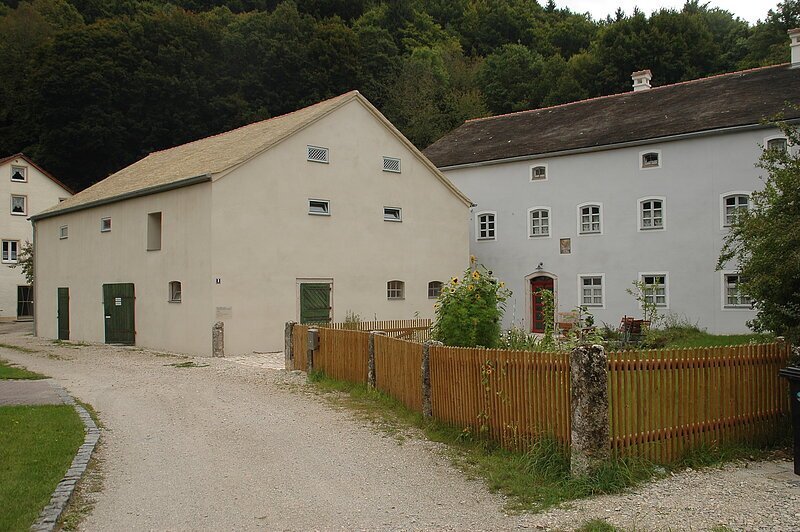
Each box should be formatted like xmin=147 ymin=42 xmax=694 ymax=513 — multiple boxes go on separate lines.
xmin=466 ymin=63 xmax=789 ymax=124
xmin=148 ymin=90 xmax=359 ymax=157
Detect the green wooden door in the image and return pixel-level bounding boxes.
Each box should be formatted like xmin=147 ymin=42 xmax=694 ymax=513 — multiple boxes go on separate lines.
xmin=300 ymin=283 xmax=331 ymax=324
xmin=57 ymin=287 xmax=70 ymax=340
xmin=103 ymin=283 xmax=135 ymax=345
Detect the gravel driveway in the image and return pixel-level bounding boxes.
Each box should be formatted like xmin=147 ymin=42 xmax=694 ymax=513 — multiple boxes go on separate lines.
xmin=1 ymin=327 xmax=798 ymax=531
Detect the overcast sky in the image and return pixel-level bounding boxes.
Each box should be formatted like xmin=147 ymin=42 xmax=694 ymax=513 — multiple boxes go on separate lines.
xmin=558 ymin=1 xmax=778 ymax=24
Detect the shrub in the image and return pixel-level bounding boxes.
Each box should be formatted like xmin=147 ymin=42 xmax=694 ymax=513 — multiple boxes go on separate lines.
xmin=432 ymin=261 xmax=511 ymax=347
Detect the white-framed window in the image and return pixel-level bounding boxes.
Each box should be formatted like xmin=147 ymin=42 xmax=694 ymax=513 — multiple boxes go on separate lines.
xmin=387 ymin=280 xmax=404 ymax=300
xmin=476 ymin=211 xmax=496 ymax=241
xmin=528 ymin=207 xmax=550 ymax=238
xmin=384 ymin=206 xmax=402 ymax=222
xmin=2 ymin=240 xmax=18 ymax=263
xmin=530 ymin=164 xmax=548 ymax=181
xmin=722 ymin=272 xmax=752 ymax=309
xmin=59 ymin=225 xmax=68 ymax=240
xmin=307 ymin=145 xmax=329 ymax=163
xmin=640 ymin=273 xmax=668 ymax=308
xmin=383 ymin=156 xmax=401 ymax=173
xmin=721 ymin=192 xmax=750 ymax=228
xmin=764 ymin=135 xmax=788 ymax=153
xmin=640 ymin=150 xmax=661 ymax=169
xmin=579 ymin=274 xmax=604 ymax=308
xmin=639 ymin=197 xmax=665 ymax=231
xmin=428 ymin=281 xmax=443 ymax=299
xmin=10 ymin=165 xmax=26 ymax=182
xmin=577 ymin=203 xmax=602 ymax=234
xmin=168 ymin=281 xmax=182 ymax=303
xmin=100 ymin=217 xmax=112 ymax=232
xmin=308 ymin=199 xmax=330 ymax=216
xmin=10 ymin=195 xmax=26 ymax=216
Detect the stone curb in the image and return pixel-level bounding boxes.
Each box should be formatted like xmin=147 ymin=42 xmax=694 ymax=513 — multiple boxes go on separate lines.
xmin=30 ymin=382 xmax=100 ymax=532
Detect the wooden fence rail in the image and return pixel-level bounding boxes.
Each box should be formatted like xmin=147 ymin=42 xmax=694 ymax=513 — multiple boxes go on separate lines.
xmin=313 ymin=319 xmax=432 ymax=342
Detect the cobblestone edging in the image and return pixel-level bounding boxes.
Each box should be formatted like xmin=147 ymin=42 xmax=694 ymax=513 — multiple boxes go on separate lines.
xmin=31 ymin=383 xmax=100 ymax=532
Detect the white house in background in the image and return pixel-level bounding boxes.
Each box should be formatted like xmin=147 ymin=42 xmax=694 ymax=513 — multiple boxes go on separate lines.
xmin=423 ymin=33 xmax=800 ymax=335
xmin=31 ymin=91 xmax=471 ymax=355
xmin=0 ymin=154 xmax=72 ymax=322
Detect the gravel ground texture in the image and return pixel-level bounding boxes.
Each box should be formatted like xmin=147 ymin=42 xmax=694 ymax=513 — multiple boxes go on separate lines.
xmin=1 ymin=325 xmax=798 ymax=531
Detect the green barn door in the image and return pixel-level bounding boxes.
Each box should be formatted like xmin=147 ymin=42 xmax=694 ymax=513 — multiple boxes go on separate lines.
xmin=57 ymin=288 xmax=70 ymax=340
xmin=299 ymin=283 xmax=331 ymax=324
xmin=103 ymin=283 xmax=135 ymax=345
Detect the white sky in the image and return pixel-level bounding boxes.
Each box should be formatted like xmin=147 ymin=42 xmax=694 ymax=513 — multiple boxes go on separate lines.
xmin=558 ymin=1 xmax=778 ymax=24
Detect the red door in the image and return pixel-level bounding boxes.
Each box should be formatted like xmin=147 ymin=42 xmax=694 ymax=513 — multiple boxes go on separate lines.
xmin=531 ymin=276 xmax=554 ymax=333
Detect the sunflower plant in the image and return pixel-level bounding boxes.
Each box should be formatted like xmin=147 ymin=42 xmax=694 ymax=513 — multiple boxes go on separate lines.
xmin=431 ymin=259 xmax=512 ymax=347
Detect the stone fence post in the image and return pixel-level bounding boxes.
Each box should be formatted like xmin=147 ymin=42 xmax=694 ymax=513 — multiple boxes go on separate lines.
xmin=284 ymin=321 xmax=295 ymax=370
xmin=570 ymin=344 xmax=610 ymax=476
xmin=422 ymin=341 xmax=442 ymax=418
xmin=368 ymin=331 xmax=387 ymax=389
xmin=212 ymin=321 xmax=224 ymax=358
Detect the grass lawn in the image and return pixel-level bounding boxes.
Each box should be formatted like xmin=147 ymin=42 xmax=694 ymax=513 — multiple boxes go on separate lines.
xmin=659 ymin=330 xmax=774 ymax=348
xmin=0 ymin=405 xmax=84 ymax=531
xmin=0 ymin=358 xmax=46 ymax=380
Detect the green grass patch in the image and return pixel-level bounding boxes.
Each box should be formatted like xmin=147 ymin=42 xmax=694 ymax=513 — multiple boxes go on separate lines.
xmin=665 ymin=332 xmax=774 ymax=348
xmin=576 ymin=519 xmax=620 ymax=532
xmin=0 ymin=359 xmax=46 ymax=380
xmin=0 ymin=405 xmax=84 ymax=531
xmin=307 ymin=371 xmax=657 ymax=513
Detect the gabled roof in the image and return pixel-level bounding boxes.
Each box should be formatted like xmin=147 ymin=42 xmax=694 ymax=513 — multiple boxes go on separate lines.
xmin=0 ymin=153 xmax=73 ymax=194
xmin=423 ymin=64 xmax=800 ymax=169
xmin=33 ymin=90 xmax=470 ymax=221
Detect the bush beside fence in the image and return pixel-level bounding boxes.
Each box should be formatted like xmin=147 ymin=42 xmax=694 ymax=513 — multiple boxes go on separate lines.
xmin=286 ymin=322 xmax=791 ymax=466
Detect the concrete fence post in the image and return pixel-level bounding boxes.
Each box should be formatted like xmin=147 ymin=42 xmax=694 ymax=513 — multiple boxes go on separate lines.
xmin=569 ymin=344 xmax=610 ymax=476
xmin=212 ymin=321 xmax=224 ymax=358
xmin=368 ymin=331 xmax=387 ymax=389
xmin=422 ymin=341 xmax=442 ymax=418
xmin=284 ymin=321 xmax=295 ymax=371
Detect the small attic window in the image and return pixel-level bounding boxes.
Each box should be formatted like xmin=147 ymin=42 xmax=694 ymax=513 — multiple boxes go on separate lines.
xmin=641 ymin=151 xmax=660 ymax=169
xmin=766 ymin=137 xmax=788 ymax=153
xmin=383 ymin=157 xmax=401 ymax=173
xmin=10 ymin=166 xmax=26 ymax=182
xmin=307 ymin=145 xmax=329 ymax=164
xmin=531 ymin=165 xmax=547 ymax=181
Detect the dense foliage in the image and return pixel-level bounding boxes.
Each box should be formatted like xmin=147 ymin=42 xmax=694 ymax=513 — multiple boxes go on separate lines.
xmin=718 ymin=119 xmax=800 ymax=344
xmin=432 ymin=261 xmax=511 ymax=348
xmin=0 ymin=0 xmax=797 ymax=192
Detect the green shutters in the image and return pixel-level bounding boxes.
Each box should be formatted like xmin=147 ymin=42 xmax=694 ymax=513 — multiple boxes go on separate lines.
xmin=57 ymin=287 xmax=70 ymax=340
xmin=299 ymin=283 xmax=331 ymax=324
xmin=102 ymin=283 xmax=135 ymax=345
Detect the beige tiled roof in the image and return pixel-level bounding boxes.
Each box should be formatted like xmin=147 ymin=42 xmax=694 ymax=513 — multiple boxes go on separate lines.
xmin=35 ymin=91 xmax=359 ymax=218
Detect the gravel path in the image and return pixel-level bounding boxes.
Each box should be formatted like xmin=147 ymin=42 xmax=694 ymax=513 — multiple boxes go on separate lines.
xmin=1 ymin=327 xmax=798 ymax=531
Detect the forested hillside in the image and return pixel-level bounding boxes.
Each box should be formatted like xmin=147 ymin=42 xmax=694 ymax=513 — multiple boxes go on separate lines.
xmin=0 ymin=0 xmax=797 ymax=192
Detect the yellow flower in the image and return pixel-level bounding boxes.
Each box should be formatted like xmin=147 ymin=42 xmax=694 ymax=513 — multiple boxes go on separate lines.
xmin=467 ymin=284 xmax=474 ymax=291
xmin=451 ymin=277 xmax=459 ymax=284
xmin=499 ymin=282 xmax=505 ymax=288
xmin=472 ymin=270 xmax=480 ymax=280
xmin=470 ymin=255 xmax=477 ymax=264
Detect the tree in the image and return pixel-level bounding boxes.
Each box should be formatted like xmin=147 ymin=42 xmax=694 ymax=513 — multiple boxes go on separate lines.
xmin=718 ymin=119 xmax=800 ymax=343
xmin=14 ymin=240 xmax=33 ymax=287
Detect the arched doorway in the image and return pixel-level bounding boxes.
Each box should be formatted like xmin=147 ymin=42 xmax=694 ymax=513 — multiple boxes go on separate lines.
xmin=530 ymin=276 xmax=555 ymax=333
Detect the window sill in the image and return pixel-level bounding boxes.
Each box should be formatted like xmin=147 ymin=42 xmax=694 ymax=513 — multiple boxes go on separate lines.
xmin=308 ymin=212 xmax=330 ymax=216
xmin=168 ymin=300 xmax=182 ymax=304
xmin=146 ymin=248 xmax=161 ymax=252
xmin=578 ymin=231 xmax=602 ymax=236
xmin=2 ymin=260 xmax=18 ymax=265
xmin=476 ymin=237 xmax=496 ymax=241
xmin=639 ymin=227 xmax=665 ymax=231
xmin=529 ymin=234 xmax=550 ymax=238
xmin=10 ymin=179 xmax=27 ymax=183
xmin=11 ymin=213 xmax=26 ymax=217
xmin=384 ymin=219 xmax=402 ymax=223
xmin=387 ymin=298 xmax=405 ymax=301
xmin=723 ymin=305 xmax=753 ymax=310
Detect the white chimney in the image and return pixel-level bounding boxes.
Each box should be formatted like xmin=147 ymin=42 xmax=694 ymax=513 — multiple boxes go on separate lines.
xmin=631 ymin=70 xmax=652 ymax=92
xmin=789 ymin=28 xmax=800 ymax=66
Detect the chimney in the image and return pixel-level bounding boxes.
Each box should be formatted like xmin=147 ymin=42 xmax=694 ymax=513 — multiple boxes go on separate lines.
xmin=789 ymin=29 xmax=800 ymax=66
xmin=631 ymin=70 xmax=652 ymax=92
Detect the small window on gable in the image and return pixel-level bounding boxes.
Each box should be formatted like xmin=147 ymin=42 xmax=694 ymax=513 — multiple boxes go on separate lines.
xmin=100 ymin=217 xmax=112 ymax=232
xmin=59 ymin=225 xmax=68 ymax=240
xmin=766 ymin=137 xmax=788 ymax=153
xmin=477 ymin=212 xmax=496 ymax=240
xmin=384 ymin=207 xmax=402 ymax=222
xmin=10 ymin=195 xmax=26 ymax=216
xmin=383 ymin=157 xmax=401 ymax=173
xmin=309 ymin=199 xmax=330 ymax=216
xmin=531 ymin=165 xmax=547 ymax=181
xmin=307 ymin=145 xmax=329 ymax=163
xmin=10 ymin=166 xmax=26 ymax=182
xmin=169 ymin=281 xmax=182 ymax=303
xmin=147 ymin=212 xmax=162 ymax=251
xmin=428 ymin=281 xmax=443 ymax=299
xmin=387 ymin=280 xmax=404 ymax=300
xmin=641 ymin=151 xmax=660 ymax=168
xmin=2 ymin=240 xmax=18 ymax=263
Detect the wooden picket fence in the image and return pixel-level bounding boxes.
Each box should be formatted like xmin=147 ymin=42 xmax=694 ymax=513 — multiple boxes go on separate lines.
xmin=430 ymin=346 xmax=571 ymax=449
xmin=607 ymin=343 xmax=790 ymax=462
xmin=315 ymin=319 xmax=432 ymax=342
xmin=288 ymin=323 xmax=791 ymax=464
